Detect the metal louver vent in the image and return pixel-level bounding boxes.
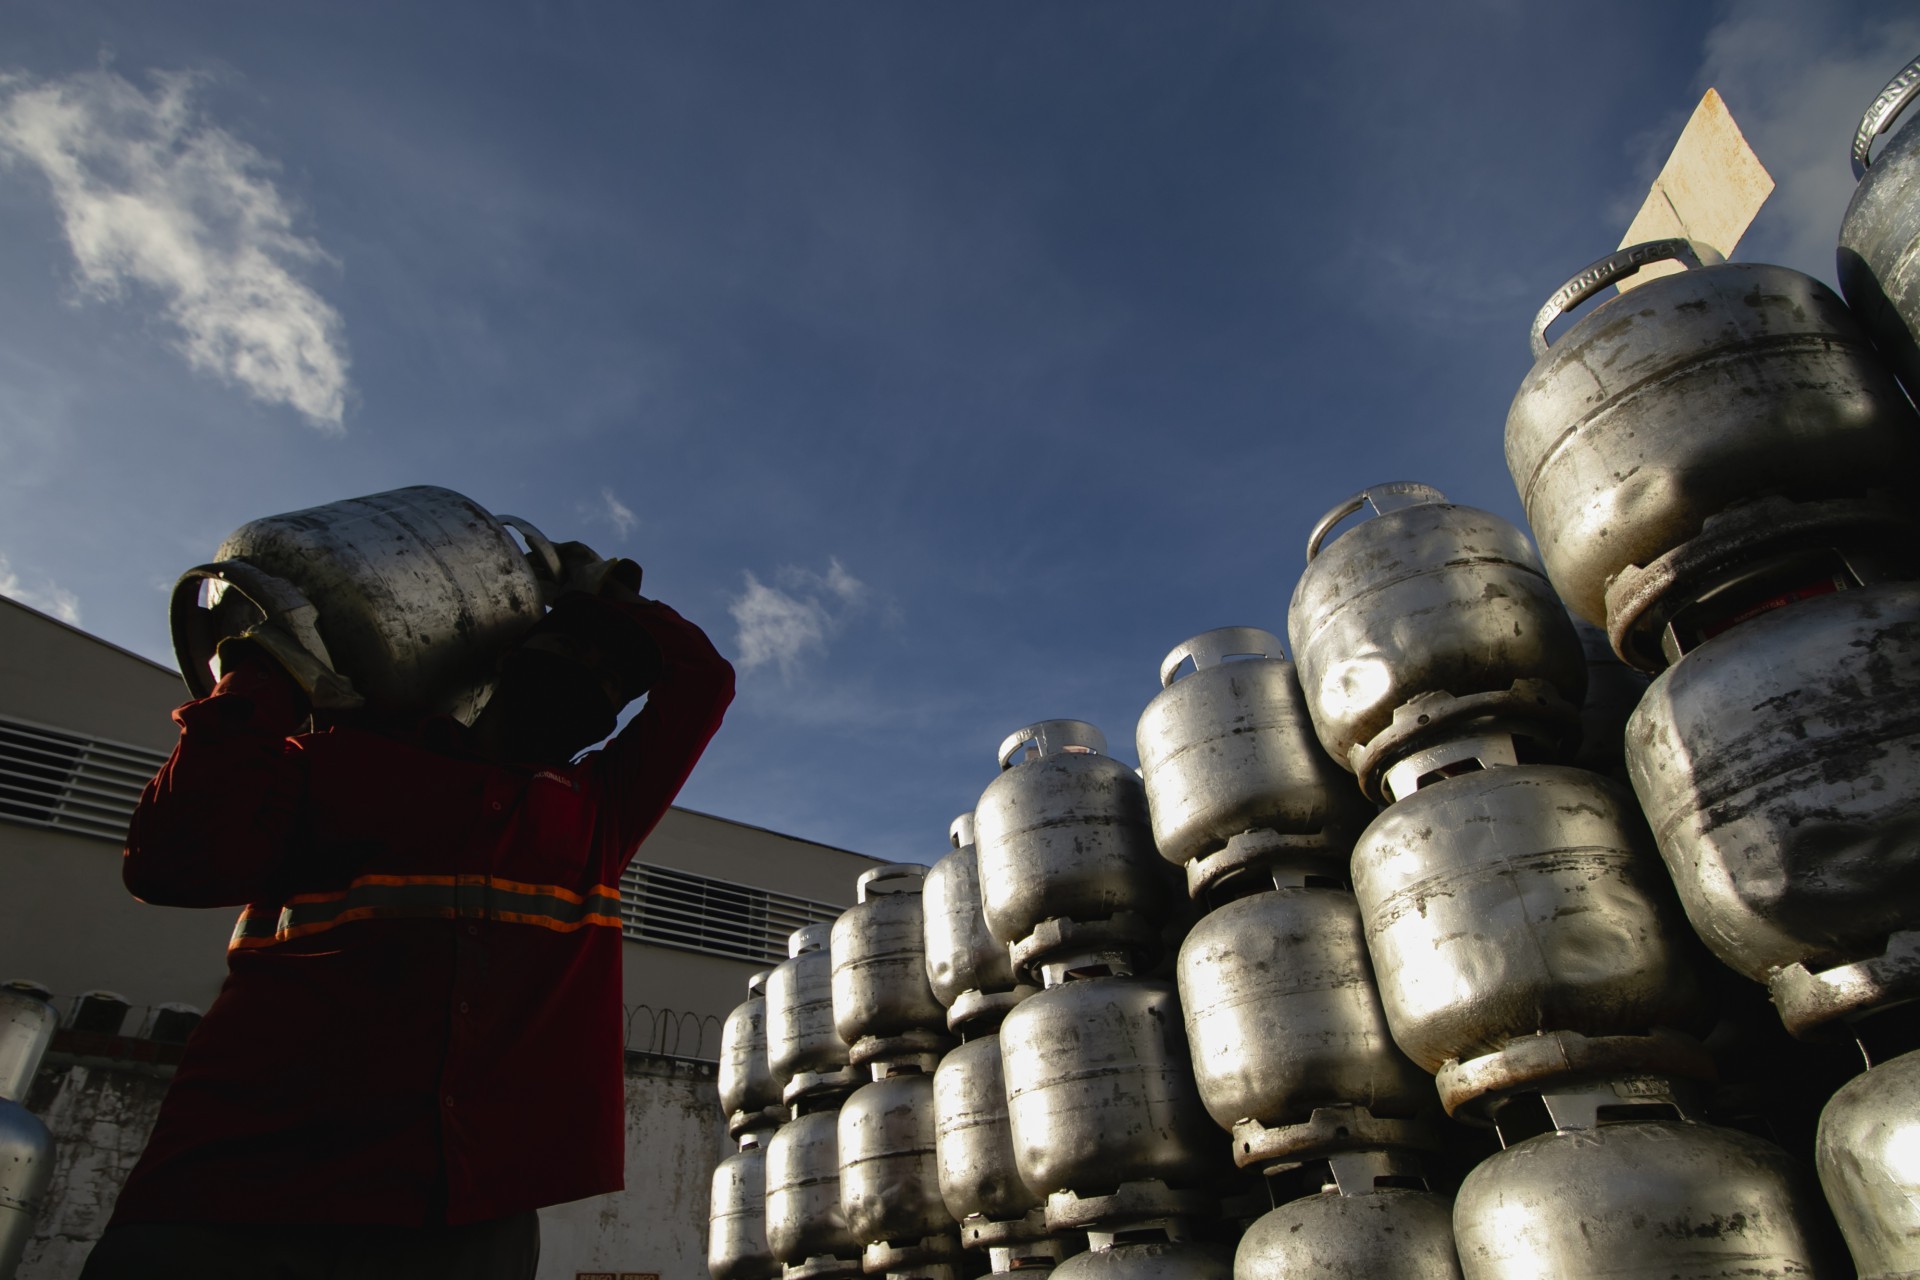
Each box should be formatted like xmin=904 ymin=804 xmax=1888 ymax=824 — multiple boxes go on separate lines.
xmin=619 ymin=861 xmax=841 ymax=965
xmin=0 ymin=715 xmax=170 ymax=844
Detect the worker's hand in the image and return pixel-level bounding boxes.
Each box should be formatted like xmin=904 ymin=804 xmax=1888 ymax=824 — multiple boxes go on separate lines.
xmin=546 ymin=541 xmax=645 ymax=604
xmin=215 ymin=624 xmax=365 ymax=712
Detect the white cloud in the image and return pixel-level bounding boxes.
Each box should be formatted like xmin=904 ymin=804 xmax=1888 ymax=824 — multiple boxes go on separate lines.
xmin=601 ymin=488 xmax=637 ymax=538
xmin=0 ymin=67 xmax=351 ymax=429
xmin=1693 ymin=6 xmax=1920 ymax=284
xmin=729 ymin=557 xmax=868 ymax=678
xmin=0 ymin=552 xmax=80 ymax=624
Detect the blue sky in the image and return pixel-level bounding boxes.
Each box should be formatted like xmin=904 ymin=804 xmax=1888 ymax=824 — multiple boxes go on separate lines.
xmin=1 ymin=1 xmax=1914 ymax=864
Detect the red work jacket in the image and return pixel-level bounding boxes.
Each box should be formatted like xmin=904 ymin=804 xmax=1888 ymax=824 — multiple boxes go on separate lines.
xmin=109 ymin=598 xmax=735 ymax=1227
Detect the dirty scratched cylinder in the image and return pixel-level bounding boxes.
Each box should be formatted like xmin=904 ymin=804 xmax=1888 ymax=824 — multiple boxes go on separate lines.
xmin=169 ymin=485 xmax=562 ymax=723
xmin=839 ymin=1069 xmax=960 ymax=1273
xmin=766 ymin=1104 xmax=864 ymax=1280
xmin=1174 ymin=883 xmax=1430 ymax=1157
xmin=1451 ymin=1082 xmax=1838 ymax=1278
xmin=711 ymin=1132 xmax=780 ymax=1280
xmin=998 ymin=974 xmax=1221 ymax=1231
xmin=1625 ymin=581 xmax=1920 ymax=1038
xmin=1349 ymin=764 xmax=1711 ymax=1116
xmin=1049 ymin=1240 xmax=1233 ymax=1280
xmin=721 ymin=970 xmax=786 ymax=1138
xmin=768 ymin=925 xmax=861 ymax=1106
xmin=923 ymin=814 xmax=1031 ymax=1035
xmin=933 ymin=1031 xmax=1046 ymax=1247
xmin=1286 ymin=483 xmax=1586 ymax=802
xmin=1134 ymin=627 xmax=1372 ymax=897
xmin=1508 ymin=239 xmax=1920 ymax=672
xmin=0 ymin=989 xmax=55 ymax=1280
xmin=832 ymin=865 xmax=953 ymax=1067
xmin=974 ymin=721 xmax=1170 ymax=978
xmin=1236 ymin=1184 xmax=1462 ymax=1279
xmin=1840 ymin=54 xmax=1920 ymax=404
xmin=1816 ymin=1044 xmax=1920 ymax=1278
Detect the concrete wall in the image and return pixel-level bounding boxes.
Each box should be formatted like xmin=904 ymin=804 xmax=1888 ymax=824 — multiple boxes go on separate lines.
xmin=18 ymin=1049 xmax=731 ymax=1280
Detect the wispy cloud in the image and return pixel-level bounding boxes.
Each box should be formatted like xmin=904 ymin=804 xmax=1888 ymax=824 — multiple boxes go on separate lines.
xmin=729 ymin=557 xmax=867 ymax=678
xmin=601 ymin=488 xmax=637 ymax=538
xmin=0 ymin=67 xmax=351 ymax=429
xmin=1691 ymin=4 xmax=1920 ymax=284
xmin=0 ymin=552 xmax=81 ymax=624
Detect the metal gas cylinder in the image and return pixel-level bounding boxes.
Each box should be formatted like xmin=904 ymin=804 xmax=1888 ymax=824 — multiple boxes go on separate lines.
xmin=974 ymin=722 xmax=1169 ymax=977
xmin=1134 ymin=628 xmax=1372 ymax=897
xmin=1626 ymin=581 xmax=1920 ymax=1038
xmin=1174 ymin=883 xmax=1431 ymax=1165
xmin=923 ymin=815 xmax=1031 ymax=1035
xmin=839 ymin=1069 xmax=960 ymax=1272
xmin=170 ymin=485 xmax=567 ymax=723
xmin=1840 ymin=56 xmax=1920 ymax=404
xmin=767 ymin=925 xmax=861 ymax=1106
xmin=1570 ymin=615 xmax=1648 ymax=782
xmin=0 ymin=989 xmax=55 ymax=1280
xmin=999 ymin=975 xmax=1221 ymax=1231
xmin=1452 ymin=1081 xmax=1837 ymax=1278
xmin=832 ymin=866 xmax=952 ymax=1067
xmin=1350 ymin=765 xmax=1710 ymax=1117
xmin=722 ymin=971 xmax=785 ymax=1137
xmin=711 ymin=1133 xmax=779 ymax=1280
xmin=1817 ymin=1045 xmax=1920 ymax=1278
xmin=1048 ymin=1240 xmax=1232 ymax=1280
xmin=1286 ymin=484 xmax=1585 ymax=801
xmin=1237 ymin=1183 xmax=1461 ymax=1279
xmin=1508 ymin=240 xmax=1920 ymax=672
xmin=766 ymin=1104 xmax=864 ymax=1278
xmin=933 ymin=1032 xmax=1045 ymax=1244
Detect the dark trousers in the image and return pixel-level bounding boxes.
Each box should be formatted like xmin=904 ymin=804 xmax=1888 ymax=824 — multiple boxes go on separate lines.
xmin=77 ymin=1211 xmax=540 ymax=1280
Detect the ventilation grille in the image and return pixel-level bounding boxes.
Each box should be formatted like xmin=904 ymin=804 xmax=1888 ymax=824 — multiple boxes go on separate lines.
xmin=0 ymin=715 xmax=169 ymax=844
xmin=619 ymin=861 xmax=842 ymax=966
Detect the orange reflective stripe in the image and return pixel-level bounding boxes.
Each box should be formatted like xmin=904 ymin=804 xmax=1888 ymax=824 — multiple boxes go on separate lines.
xmin=492 ymin=908 xmax=624 ymax=933
xmin=487 ymin=875 xmax=601 ymax=905
xmin=227 ymin=874 xmax=623 ymax=950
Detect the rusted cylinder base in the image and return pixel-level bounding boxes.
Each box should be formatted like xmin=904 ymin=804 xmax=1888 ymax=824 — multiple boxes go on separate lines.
xmin=783 ymin=1066 xmax=862 ymax=1108
xmin=1184 ymin=828 xmax=1351 ymax=901
xmin=849 ymin=1029 xmax=953 ymax=1069
xmin=730 ymin=1104 xmax=787 ymax=1139
xmin=1436 ymin=1028 xmax=1716 ymax=1122
xmin=1010 ymin=913 xmax=1160 ymax=985
xmin=783 ymin=1255 xmax=864 ymax=1280
xmin=863 ymin=1234 xmax=960 ymax=1275
xmin=1230 ymin=1104 xmax=1437 ymax=1172
xmin=1044 ymin=1180 xmax=1214 ymax=1235
xmin=1350 ymin=682 xmax=1581 ymax=804
xmin=1772 ymin=930 xmax=1920 ymax=1041
xmin=962 ymin=1210 xmax=1050 ymax=1251
xmin=1604 ymin=494 xmax=1917 ymax=673
xmin=883 ymin=1265 xmax=960 ymax=1280
xmin=987 ymin=1237 xmax=1076 ymax=1274
xmin=946 ymin=987 xmax=1035 ymax=1037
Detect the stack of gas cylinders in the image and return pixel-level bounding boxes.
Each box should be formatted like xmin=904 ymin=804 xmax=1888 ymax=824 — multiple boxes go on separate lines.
xmin=713 ymin=56 xmax=1920 ymax=1279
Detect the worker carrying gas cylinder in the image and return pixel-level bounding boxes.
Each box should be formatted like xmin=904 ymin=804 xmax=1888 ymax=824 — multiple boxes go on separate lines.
xmin=79 ymin=488 xmax=736 ymax=1280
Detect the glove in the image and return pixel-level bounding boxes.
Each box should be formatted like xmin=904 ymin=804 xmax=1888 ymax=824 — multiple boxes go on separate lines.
xmin=545 ymin=540 xmax=645 ymax=604
xmin=216 ymin=623 xmax=365 ymax=712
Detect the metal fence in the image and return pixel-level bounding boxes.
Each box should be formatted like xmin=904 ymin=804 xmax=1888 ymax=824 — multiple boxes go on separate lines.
xmin=623 ymin=1003 xmax=724 ymax=1062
